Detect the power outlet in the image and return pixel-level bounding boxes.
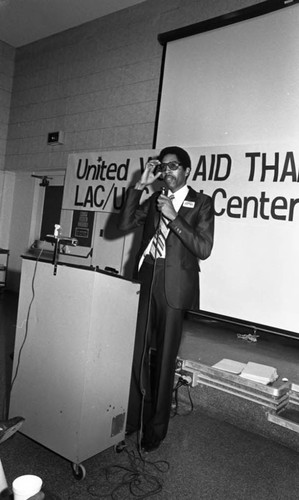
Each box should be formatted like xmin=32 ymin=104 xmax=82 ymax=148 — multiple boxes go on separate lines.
xmin=175 ymin=358 xmax=199 ymax=387
xmin=176 ymin=368 xmax=197 ymax=387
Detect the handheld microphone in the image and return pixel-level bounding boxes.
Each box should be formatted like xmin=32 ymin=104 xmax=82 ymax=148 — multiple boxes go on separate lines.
xmin=158 ymin=187 xmax=167 ymax=223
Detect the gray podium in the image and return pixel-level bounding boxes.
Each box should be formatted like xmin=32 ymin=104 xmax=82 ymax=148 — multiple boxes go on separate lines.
xmin=9 ymin=257 xmax=140 ymax=478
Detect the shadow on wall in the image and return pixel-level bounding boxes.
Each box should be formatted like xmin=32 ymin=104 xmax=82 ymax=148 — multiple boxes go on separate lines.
xmin=6 ymin=270 xmax=21 ymax=294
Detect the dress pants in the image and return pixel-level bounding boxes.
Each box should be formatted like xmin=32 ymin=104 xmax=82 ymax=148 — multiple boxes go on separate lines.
xmin=126 ymin=256 xmax=185 ymax=445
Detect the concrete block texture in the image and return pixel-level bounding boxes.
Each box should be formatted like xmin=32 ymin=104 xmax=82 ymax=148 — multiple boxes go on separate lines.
xmin=0 ymin=39 xmax=14 ymax=170
xmin=5 ymin=0 xmax=265 ymax=172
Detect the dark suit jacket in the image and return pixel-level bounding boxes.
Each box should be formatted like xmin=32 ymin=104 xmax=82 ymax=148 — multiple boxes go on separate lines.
xmin=118 ymin=186 xmax=214 ymax=310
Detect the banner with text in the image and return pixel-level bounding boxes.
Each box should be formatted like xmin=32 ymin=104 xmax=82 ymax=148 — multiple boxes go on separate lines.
xmin=63 ymin=146 xmax=299 ymax=333
xmin=63 ymin=146 xmax=299 ymax=221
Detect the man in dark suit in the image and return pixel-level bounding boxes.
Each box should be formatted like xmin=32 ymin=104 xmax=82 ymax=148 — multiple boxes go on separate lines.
xmin=118 ymin=146 xmax=214 ymax=452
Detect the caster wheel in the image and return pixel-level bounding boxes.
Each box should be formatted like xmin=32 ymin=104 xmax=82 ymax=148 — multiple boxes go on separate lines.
xmin=114 ymin=440 xmax=126 ymax=453
xmin=72 ymin=462 xmax=86 ymax=480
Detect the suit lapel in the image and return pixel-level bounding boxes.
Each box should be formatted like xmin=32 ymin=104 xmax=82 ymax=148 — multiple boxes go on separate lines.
xmin=165 ymin=187 xmax=197 ymax=245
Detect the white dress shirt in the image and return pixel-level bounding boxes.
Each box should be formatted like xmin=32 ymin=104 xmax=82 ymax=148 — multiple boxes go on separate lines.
xmin=139 ymin=184 xmax=189 ymax=269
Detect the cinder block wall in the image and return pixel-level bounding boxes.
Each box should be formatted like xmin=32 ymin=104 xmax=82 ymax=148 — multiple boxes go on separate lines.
xmin=5 ymin=0 xmax=263 ymax=173
xmin=0 ymin=41 xmax=15 ymax=171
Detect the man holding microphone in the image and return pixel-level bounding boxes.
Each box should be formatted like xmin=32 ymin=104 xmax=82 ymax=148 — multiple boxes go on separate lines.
xmin=119 ymin=146 xmax=214 ymax=452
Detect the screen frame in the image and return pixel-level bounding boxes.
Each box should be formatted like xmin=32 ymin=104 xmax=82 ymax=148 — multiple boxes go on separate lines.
xmin=153 ymin=0 xmax=299 ymax=340
xmin=153 ymin=0 xmax=298 ymax=149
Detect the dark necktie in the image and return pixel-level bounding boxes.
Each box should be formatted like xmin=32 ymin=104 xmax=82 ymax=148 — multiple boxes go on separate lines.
xmin=150 ymin=195 xmax=174 ymax=259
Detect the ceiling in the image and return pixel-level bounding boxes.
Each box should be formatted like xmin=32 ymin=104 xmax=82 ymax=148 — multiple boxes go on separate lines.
xmin=0 ymin=0 xmax=146 ymax=48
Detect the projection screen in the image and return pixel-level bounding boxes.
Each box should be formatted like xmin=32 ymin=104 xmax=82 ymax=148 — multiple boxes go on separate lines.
xmin=155 ymin=1 xmax=299 ymax=336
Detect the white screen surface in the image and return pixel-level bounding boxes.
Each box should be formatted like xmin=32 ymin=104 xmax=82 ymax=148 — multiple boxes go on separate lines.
xmin=156 ymin=4 xmax=299 ymax=334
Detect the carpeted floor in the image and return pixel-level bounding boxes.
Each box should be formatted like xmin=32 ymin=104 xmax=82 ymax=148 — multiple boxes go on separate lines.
xmin=2 ymin=406 xmax=299 ymax=499
xmin=1 ymin=291 xmax=299 ymax=499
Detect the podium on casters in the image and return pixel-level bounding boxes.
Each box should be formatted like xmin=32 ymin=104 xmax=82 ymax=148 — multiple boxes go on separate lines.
xmin=9 ymin=257 xmax=140 ymax=477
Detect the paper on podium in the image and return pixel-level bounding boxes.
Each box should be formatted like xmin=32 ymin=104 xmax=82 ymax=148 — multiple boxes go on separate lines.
xmin=212 ymin=359 xmax=247 ymax=374
xmin=240 ymin=361 xmax=278 ymax=385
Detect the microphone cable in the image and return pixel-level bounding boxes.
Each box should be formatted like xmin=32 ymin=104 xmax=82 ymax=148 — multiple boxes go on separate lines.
xmin=136 ymin=187 xmax=166 ymax=453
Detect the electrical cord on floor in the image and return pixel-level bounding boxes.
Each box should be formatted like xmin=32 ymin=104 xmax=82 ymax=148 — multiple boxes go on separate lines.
xmin=86 ymin=444 xmax=169 ymax=499
xmin=171 ymin=377 xmax=194 ymax=418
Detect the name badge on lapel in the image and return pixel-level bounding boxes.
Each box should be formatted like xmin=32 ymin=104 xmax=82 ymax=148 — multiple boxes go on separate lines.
xmin=183 ymin=200 xmax=195 ymax=208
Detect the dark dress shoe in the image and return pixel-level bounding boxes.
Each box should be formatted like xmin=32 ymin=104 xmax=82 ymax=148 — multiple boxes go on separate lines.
xmin=141 ymin=438 xmax=161 ymax=453
xmin=0 ymin=416 xmax=24 ymax=444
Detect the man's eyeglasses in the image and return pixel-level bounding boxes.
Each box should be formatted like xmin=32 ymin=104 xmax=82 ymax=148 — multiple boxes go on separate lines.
xmin=159 ymin=161 xmax=182 ymax=172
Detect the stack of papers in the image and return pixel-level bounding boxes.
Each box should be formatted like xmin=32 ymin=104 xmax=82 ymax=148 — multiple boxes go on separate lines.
xmin=212 ymin=359 xmax=279 ymax=385
xmin=239 ymin=362 xmax=278 ymax=385
xmin=212 ymin=358 xmax=246 ymax=375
